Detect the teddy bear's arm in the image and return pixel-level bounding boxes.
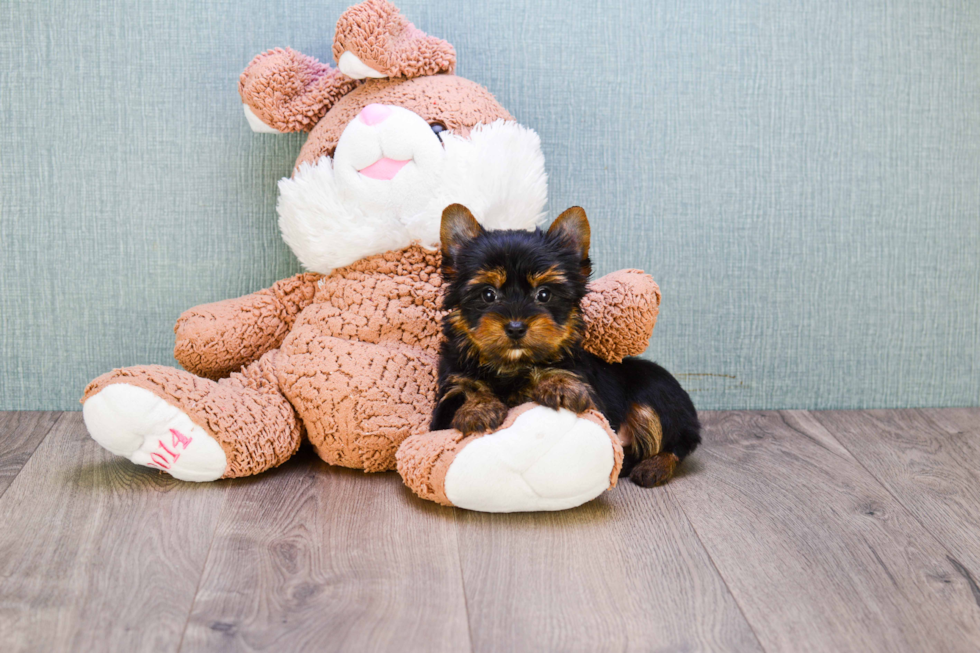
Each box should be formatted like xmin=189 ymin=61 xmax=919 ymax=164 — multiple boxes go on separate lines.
xmin=173 ymin=273 xmax=321 ymax=380
xmin=239 ymin=48 xmax=358 ymax=134
xmin=580 ymin=270 xmax=662 ymax=363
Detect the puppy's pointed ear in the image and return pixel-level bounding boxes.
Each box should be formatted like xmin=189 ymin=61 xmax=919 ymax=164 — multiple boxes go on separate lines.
xmin=441 ymin=204 xmax=483 ymax=260
xmin=547 ymin=206 xmax=590 ymax=261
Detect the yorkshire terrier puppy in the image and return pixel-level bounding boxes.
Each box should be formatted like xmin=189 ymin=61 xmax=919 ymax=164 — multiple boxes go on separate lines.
xmin=432 ymin=204 xmax=701 ymax=487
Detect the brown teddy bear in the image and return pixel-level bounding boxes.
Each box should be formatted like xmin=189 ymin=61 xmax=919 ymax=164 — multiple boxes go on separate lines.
xmin=82 ymin=0 xmax=661 ymax=512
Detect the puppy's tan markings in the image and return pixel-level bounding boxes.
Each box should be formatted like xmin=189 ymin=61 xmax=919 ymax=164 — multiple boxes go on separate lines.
xmin=450 ymin=309 xmax=534 ymax=375
xmin=521 ymin=309 xmax=584 ymax=360
xmin=443 ymin=375 xmax=508 ymax=435
xmin=520 ymin=368 xmax=595 ymax=414
xmin=446 ymin=310 xmax=480 ymax=363
xmin=619 ymin=403 xmax=663 ymax=460
xmin=463 ymin=310 xmax=585 ymax=375
xmin=467 ymin=267 xmax=507 ymax=288
xmin=527 ymin=265 xmax=567 ymax=287
xmin=629 ymin=452 xmax=679 ymax=487
xmin=470 ymin=313 xmax=515 ymax=364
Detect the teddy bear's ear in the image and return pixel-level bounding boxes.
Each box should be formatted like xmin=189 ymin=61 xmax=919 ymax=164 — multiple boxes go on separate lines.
xmin=332 ymin=0 xmax=456 ymax=80
xmin=239 ymin=48 xmax=358 ymax=134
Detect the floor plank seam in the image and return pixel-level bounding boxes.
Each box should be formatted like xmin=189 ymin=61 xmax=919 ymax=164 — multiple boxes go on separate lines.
xmin=776 ymin=411 xmax=854 ymax=462
xmin=946 ymin=555 xmax=980 ymax=609
xmin=0 ymin=412 xmax=66 ymax=503
xmin=663 ymin=483 xmax=770 ymax=653
xmin=174 ymin=485 xmax=231 ymax=653
xmin=806 ymin=410 xmax=980 ymax=595
xmin=452 ymin=507 xmax=477 ymax=653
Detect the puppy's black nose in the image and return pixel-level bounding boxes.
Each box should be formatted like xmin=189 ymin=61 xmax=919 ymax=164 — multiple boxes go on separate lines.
xmin=505 ymin=321 xmax=528 ymax=339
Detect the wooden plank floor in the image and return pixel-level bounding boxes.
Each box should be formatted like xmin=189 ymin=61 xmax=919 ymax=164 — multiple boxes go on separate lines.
xmin=0 ymin=410 xmax=978 ymax=652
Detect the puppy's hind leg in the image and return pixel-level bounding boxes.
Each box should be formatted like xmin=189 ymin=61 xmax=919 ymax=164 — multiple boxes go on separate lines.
xmin=629 ymin=452 xmax=681 ymax=488
xmin=613 ymin=358 xmax=701 ymax=487
xmin=619 ymin=369 xmax=702 ymax=488
xmin=619 ymin=403 xmax=677 ymax=487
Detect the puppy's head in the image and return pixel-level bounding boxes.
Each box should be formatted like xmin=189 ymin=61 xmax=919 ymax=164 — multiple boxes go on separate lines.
xmin=440 ymin=204 xmax=592 ymax=373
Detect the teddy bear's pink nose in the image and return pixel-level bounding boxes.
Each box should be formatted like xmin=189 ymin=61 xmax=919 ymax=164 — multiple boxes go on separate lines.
xmin=359 ymin=103 xmax=392 ymax=126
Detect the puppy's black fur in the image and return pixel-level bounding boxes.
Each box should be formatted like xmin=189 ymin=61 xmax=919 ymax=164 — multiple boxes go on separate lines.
xmin=431 ymin=204 xmax=701 ymax=487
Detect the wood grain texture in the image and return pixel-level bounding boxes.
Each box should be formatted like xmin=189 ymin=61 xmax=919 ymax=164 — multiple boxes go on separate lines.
xmin=667 ymin=410 xmax=980 ymax=653
xmin=0 ymin=411 xmax=60 ymax=497
xmin=4 ymin=409 xmax=980 ymax=652
xmin=0 ymin=412 xmax=229 ymax=653
xmin=179 ymin=453 xmax=471 ymax=653
xmin=810 ymin=409 xmax=980 ymax=576
xmin=454 ymin=479 xmax=762 ymax=653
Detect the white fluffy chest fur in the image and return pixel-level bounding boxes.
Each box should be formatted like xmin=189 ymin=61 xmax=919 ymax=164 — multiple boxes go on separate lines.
xmin=276 ymin=119 xmax=548 ymax=274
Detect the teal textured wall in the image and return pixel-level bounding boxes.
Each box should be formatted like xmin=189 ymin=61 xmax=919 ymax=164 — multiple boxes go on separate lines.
xmin=2 ymin=0 xmax=978 ymax=411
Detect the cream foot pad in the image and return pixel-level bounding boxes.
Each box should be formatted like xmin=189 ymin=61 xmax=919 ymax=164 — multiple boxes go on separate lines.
xmin=444 ymin=405 xmax=618 ymax=512
xmin=83 ymin=383 xmax=227 ymax=482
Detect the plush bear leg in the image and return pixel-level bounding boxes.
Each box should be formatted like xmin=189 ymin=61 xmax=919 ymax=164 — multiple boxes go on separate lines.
xmin=82 ymin=351 xmax=301 ymax=481
xmin=275 ymin=336 xmax=439 ymax=473
xmin=396 ymin=404 xmax=624 ymax=512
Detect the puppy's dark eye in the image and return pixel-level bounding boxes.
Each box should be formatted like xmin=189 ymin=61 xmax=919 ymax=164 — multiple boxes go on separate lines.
xmin=481 ymin=287 xmax=497 ymax=303
xmin=535 ymin=288 xmax=552 ymax=303
xmin=429 ymin=122 xmax=447 ymax=143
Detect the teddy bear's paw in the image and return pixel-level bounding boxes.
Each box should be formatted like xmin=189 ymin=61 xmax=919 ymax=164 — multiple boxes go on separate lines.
xmin=442 ymin=405 xmax=621 ymax=512
xmin=83 ymin=383 xmax=227 ymax=482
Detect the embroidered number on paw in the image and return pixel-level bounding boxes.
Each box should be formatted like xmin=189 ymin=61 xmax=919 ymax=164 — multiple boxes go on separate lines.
xmin=146 ymin=428 xmax=195 ymax=471
xmin=82 ymin=383 xmax=227 ymax=482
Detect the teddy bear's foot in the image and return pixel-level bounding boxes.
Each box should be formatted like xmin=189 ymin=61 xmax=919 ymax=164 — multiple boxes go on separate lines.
xmin=83 ymin=383 xmax=227 ymax=481
xmin=397 ymin=404 xmax=623 ymax=513
xmin=83 ymin=354 xmax=302 ymax=480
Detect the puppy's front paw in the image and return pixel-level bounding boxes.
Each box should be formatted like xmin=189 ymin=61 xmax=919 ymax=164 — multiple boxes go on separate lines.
xmin=451 ymin=397 xmax=509 ymax=435
xmin=529 ymin=370 xmax=595 ymax=414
